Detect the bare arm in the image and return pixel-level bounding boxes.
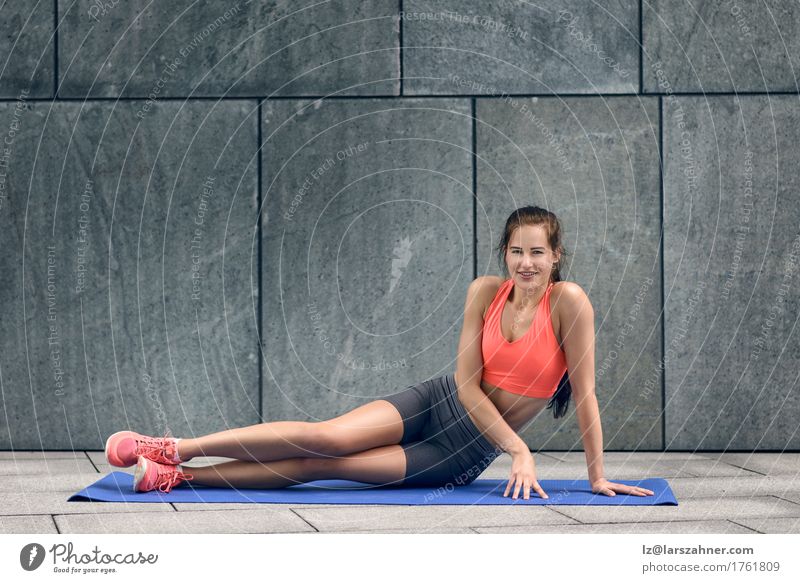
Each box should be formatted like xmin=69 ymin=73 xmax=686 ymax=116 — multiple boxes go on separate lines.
xmin=557 ymin=282 xmax=605 ymax=482
xmin=455 ymin=277 xmax=529 ymax=456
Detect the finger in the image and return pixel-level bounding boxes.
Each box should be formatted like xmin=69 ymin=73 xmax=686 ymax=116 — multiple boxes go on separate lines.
xmin=504 ymin=476 xmax=520 ymax=498
xmin=523 ymin=478 xmax=530 ymax=500
xmin=513 ymin=477 xmax=523 ymax=499
xmin=632 ymin=486 xmax=654 ymax=495
xmin=534 ymin=482 xmax=549 ymax=499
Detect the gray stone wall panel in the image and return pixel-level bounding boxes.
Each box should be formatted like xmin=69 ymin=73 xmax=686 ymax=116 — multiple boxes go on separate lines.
xmin=0 ymin=100 xmax=259 ymax=448
xmin=663 ymin=95 xmax=800 ymax=449
xmin=644 ymin=0 xmax=800 ymax=92
xmin=57 ymin=0 xmax=399 ymax=97
xmin=404 ymin=0 xmax=639 ymax=95
xmin=261 ymin=98 xmax=473 ymax=422
xmin=0 ymin=0 xmax=54 ymax=97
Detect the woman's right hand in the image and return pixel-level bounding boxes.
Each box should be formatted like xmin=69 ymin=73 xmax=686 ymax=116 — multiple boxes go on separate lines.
xmin=503 ymin=450 xmax=549 ymax=500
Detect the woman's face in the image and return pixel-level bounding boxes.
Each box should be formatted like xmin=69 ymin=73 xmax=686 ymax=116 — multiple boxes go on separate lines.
xmin=504 ymin=224 xmax=560 ymax=287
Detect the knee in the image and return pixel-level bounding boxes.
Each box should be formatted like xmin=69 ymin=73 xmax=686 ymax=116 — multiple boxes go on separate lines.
xmin=307 ymin=422 xmax=349 ymax=457
xmin=300 ymin=456 xmax=336 ymax=481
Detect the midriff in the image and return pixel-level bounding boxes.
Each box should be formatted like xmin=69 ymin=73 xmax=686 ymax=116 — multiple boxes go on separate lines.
xmin=478 ymin=378 xmax=551 ymax=432
xmin=453 ymin=374 xmax=551 ymax=433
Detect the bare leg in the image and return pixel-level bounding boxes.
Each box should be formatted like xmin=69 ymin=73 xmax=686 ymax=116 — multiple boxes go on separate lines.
xmin=182 ymin=457 xmax=320 ymax=489
xmin=182 ymin=444 xmax=407 ymax=489
xmin=177 ymin=421 xmax=322 ymax=464
xmin=176 ymin=400 xmax=404 ymax=464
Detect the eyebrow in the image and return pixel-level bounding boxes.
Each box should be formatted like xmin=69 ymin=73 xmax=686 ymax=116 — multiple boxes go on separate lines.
xmin=510 ymin=246 xmax=545 ymax=250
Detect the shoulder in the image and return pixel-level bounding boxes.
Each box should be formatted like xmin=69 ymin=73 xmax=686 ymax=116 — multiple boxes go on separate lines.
xmin=466 ymin=276 xmax=506 ymax=319
xmin=468 ymin=275 xmax=506 ymax=300
xmin=550 ymin=281 xmax=594 ymax=316
xmin=469 ymin=275 xmax=505 ymax=293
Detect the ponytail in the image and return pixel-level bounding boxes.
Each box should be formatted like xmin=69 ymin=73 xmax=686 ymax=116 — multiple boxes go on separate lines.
xmin=546 ymin=370 xmax=572 ymax=419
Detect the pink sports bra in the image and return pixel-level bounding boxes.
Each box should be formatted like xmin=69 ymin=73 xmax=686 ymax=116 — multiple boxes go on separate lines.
xmin=481 ymin=278 xmax=567 ymax=398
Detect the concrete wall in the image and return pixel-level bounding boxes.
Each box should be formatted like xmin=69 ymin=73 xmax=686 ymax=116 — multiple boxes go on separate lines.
xmin=1 ymin=1 xmax=798 ymax=451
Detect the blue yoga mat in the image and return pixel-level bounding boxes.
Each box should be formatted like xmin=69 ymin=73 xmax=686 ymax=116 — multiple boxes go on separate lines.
xmin=68 ymin=472 xmax=677 ymax=505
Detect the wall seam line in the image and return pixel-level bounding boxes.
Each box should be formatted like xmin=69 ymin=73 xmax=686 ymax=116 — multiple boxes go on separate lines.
xmin=53 ymin=0 xmax=59 ymax=97
xmin=472 ymin=98 xmax=477 ymax=280
xmin=659 ymin=95 xmax=665 ymax=451
xmin=257 ymin=99 xmax=264 ymax=423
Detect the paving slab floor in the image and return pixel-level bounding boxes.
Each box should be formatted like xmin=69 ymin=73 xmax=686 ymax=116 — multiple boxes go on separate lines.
xmin=1 ymin=451 xmax=799 ymax=534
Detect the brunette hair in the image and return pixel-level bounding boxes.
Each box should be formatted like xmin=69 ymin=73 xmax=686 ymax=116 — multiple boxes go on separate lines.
xmin=495 ymin=206 xmax=572 ymax=419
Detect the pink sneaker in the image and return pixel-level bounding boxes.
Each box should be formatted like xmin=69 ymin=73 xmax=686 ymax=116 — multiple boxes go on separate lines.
xmin=105 ymin=431 xmax=184 ymax=468
xmin=133 ymin=456 xmax=194 ymax=493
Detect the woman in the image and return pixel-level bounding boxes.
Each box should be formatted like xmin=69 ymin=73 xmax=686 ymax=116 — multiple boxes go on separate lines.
xmin=106 ymin=206 xmax=653 ymax=500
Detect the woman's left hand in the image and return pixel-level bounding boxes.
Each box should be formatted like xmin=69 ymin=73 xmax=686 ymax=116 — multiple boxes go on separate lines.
xmin=591 ymin=478 xmax=654 ymax=497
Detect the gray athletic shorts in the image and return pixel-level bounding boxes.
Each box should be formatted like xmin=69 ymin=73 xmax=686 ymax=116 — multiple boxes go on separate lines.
xmin=380 ymin=373 xmax=502 ymax=487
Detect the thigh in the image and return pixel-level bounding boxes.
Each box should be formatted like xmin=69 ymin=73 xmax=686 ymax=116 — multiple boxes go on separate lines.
xmin=398 ymin=440 xmax=463 ymax=487
xmin=317 ymin=399 xmax=406 ymax=456
xmin=316 ymin=444 xmax=408 ymax=487
xmin=377 ymin=380 xmax=432 ymax=444
xmin=398 ymin=437 xmax=499 ymax=489
xmin=421 ymin=373 xmax=502 ymax=485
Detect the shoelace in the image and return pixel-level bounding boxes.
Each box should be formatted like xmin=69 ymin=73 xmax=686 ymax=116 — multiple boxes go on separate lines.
xmin=134 ymin=433 xmax=179 ymax=465
xmin=154 ymin=464 xmax=194 ymax=493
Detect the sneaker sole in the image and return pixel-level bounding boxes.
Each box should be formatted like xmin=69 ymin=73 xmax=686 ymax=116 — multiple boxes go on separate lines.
xmin=133 ymin=458 xmax=148 ymax=492
xmin=105 ymin=430 xmax=135 ymax=468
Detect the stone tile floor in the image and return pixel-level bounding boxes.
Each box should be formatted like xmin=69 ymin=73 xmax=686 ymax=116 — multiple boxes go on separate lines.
xmin=1 ymin=451 xmax=799 ymax=534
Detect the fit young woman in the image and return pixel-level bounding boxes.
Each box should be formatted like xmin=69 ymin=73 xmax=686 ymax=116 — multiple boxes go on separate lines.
xmin=105 ymin=206 xmax=654 ymax=500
